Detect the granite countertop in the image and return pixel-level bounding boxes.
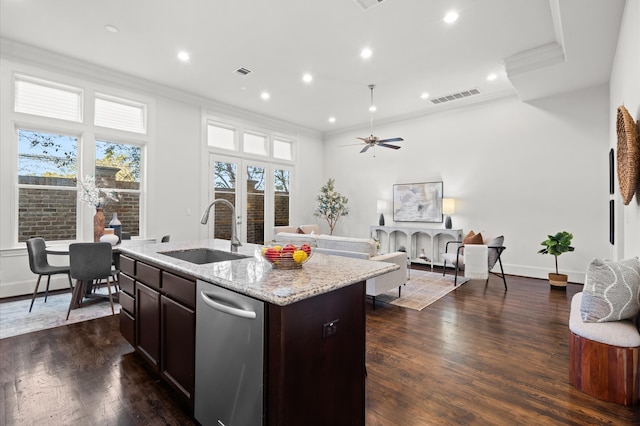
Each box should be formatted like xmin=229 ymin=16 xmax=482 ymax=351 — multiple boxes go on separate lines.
xmin=118 ymin=239 xmax=398 ymax=306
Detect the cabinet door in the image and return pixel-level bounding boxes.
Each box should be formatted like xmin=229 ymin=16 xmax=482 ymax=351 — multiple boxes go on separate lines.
xmin=160 ymin=295 xmax=195 ymax=404
xmin=136 ymin=282 xmax=160 ymax=369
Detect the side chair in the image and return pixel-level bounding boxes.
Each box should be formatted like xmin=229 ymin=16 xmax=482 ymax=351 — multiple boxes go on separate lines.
xmin=26 ymin=237 xmax=73 ymax=312
xmin=67 ymin=242 xmax=116 ymax=320
xmin=442 ymin=234 xmax=507 ymax=289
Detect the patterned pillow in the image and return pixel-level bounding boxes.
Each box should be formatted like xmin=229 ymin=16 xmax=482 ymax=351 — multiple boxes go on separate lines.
xmin=580 ymin=257 xmax=640 ymax=323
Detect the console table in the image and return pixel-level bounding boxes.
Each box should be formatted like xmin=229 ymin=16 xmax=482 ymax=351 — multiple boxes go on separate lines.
xmin=370 ymin=225 xmax=463 ymax=270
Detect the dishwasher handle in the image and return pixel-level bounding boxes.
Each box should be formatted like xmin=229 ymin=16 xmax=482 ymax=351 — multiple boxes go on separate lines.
xmin=200 ymin=291 xmax=257 ymax=319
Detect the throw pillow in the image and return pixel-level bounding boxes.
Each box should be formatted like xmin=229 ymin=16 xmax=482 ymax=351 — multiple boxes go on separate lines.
xmin=296 ymin=227 xmax=305 ymax=234
xmin=465 ymin=232 xmax=483 ymax=245
xmin=580 ymin=257 xmax=640 ymax=323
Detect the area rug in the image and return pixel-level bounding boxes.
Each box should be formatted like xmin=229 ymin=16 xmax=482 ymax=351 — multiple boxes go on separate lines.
xmin=0 ymin=289 xmax=120 ymax=339
xmin=376 ymin=269 xmax=470 ymax=311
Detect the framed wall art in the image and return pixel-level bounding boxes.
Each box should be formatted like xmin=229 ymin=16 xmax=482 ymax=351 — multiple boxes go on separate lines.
xmin=393 ymin=181 xmax=443 ymax=222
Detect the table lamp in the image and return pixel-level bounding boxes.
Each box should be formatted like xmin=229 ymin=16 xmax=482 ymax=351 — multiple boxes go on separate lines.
xmin=442 ymin=198 xmax=456 ymax=229
xmin=377 ymin=200 xmax=387 ymax=226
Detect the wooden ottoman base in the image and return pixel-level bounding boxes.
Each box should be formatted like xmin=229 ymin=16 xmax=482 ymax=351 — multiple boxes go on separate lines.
xmin=569 ymin=331 xmax=640 ymax=405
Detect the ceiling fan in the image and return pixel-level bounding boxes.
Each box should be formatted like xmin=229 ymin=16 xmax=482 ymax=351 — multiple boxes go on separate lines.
xmin=357 ymin=84 xmax=403 ymax=153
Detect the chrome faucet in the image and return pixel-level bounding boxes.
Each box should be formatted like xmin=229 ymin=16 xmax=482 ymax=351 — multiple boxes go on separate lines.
xmin=200 ymin=199 xmax=242 ymax=253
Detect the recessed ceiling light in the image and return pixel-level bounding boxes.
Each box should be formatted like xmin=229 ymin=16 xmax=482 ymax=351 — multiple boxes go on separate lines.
xmin=260 ymin=91 xmax=270 ymax=100
xmin=486 ymin=73 xmax=497 ymax=81
xmin=302 ymin=73 xmax=313 ymax=83
xmin=420 ymin=92 xmax=430 ymax=99
xmin=360 ymin=48 xmax=372 ymax=59
xmin=177 ymin=51 xmax=190 ymax=62
xmin=369 ymin=105 xmax=377 ymax=112
xmin=329 ymin=117 xmax=336 ymax=123
xmin=104 ymin=24 xmax=119 ymax=33
xmin=444 ymin=11 xmax=459 ymax=24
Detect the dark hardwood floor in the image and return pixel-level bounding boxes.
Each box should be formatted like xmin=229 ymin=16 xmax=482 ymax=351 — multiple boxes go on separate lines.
xmin=1 ymin=269 xmax=639 ymax=425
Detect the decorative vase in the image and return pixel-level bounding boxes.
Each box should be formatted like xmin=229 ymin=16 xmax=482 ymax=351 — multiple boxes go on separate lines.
xmin=94 ymin=208 xmax=105 ymax=242
xmin=379 ymin=213 xmax=385 ymax=226
xmin=100 ymin=233 xmax=120 ymax=245
xmin=109 ymin=212 xmax=122 ymax=243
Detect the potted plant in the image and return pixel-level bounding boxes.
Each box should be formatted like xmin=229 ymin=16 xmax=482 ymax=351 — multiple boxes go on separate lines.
xmin=538 ymin=231 xmax=574 ymax=289
xmin=314 ymin=178 xmax=349 ymax=235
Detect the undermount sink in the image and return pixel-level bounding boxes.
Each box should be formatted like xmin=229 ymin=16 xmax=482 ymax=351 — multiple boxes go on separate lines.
xmin=160 ymin=248 xmax=249 ymax=265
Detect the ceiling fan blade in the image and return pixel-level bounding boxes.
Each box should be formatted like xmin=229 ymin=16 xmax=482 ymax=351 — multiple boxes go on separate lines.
xmin=378 ymin=137 xmax=403 ymax=143
xmin=356 ymin=137 xmax=370 ymax=142
xmin=338 ymin=143 xmax=366 ymax=147
xmin=360 ymin=144 xmax=372 ymax=153
xmin=378 ymin=143 xmax=401 ymax=150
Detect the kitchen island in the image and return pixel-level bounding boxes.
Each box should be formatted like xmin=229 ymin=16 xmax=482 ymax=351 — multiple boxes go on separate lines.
xmin=117 ymin=239 xmax=397 ymax=426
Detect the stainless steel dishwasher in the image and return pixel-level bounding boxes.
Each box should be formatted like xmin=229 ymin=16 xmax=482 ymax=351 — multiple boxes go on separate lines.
xmin=194 ymin=280 xmax=265 ymax=426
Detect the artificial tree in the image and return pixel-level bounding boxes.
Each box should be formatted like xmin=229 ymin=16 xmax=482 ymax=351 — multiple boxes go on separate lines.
xmin=538 ymin=231 xmax=575 ymax=289
xmin=314 ymin=178 xmax=349 ymax=235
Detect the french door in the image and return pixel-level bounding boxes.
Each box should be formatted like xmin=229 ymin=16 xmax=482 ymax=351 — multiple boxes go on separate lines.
xmin=209 ymin=154 xmax=291 ymax=245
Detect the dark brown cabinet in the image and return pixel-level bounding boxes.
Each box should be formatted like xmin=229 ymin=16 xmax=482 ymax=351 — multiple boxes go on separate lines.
xmin=136 ymin=282 xmax=160 ymax=369
xmin=118 ymin=255 xmax=196 ymax=408
xmin=161 ymin=295 xmax=195 ymax=401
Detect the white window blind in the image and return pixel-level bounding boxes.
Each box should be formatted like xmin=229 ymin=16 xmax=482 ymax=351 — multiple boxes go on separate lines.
xmin=14 ymin=76 xmax=82 ymax=122
xmin=95 ymin=94 xmax=147 ymax=134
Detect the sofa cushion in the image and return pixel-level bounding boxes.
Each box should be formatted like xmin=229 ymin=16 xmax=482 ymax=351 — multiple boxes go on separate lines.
xmin=274 ymin=232 xmax=318 ymax=244
xmin=316 ymin=235 xmax=377 ymax=257
xmin=484 ymin=235 xmax=504 ymax=269
xmin=571 ymin=292 xmax=640 ymax=347
xmin=580 ymin=257 xmax=640 ymax=323
xmin=464 ymin=231 xmax=483 ymax=245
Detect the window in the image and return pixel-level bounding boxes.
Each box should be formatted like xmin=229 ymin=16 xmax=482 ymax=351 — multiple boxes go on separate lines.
xmin=207 ymin=124 xmax=236 ymax=150
xmin=243 ymin=132 xmax=267 ymax=156
xmin=17 ymin=129 xmax=78 ymax=242
xmin=95 ymin=94 xmax=147 ymax=134
xmin=14 ymin=75 xmax=82 ymax=122
xmin=95 ymin=140 xmax=142 ymax=237
xmin=273 ymin=138 xmax=293 ymax=160
xmin=11 ymin=73 xmax=150 ymax=244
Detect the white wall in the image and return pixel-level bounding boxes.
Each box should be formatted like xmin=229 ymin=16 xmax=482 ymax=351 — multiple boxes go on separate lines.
xmin=323 ymin=87 xmax=611 ymax=283
xmin=610 ymin=0 xmax=640 ymax=260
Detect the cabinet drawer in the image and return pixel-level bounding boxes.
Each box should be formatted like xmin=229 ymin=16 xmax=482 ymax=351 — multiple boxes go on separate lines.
xmin=120 ymin=310 xmax=135 ymax=347
xmin=120 ymin=290 xmax=135 ymax=315
xmin=120 ymin=255 xmax=136 ymax=276
xmin=137 ymin=262 xmax=161 ymax=290
xmin=162 ymin=272 xmax=195 ymax=309
xmin=119 ymin=273 xmax=135 ymax=295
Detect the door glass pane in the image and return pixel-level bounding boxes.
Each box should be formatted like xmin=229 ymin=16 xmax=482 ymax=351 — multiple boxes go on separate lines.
xmin=246 ymin=165 xmax=265 ymax=245
xmin=274 ymin=169 xmax=290 ymax=227
xmin=213 ymin=161 xmax=237 ymax=240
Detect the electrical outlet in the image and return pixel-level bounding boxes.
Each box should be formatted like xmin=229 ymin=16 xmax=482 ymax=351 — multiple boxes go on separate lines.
xmin=323 ymin=319 xmax=339 ymax=339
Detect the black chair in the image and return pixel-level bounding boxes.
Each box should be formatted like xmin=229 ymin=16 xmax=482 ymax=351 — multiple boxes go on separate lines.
xmin=161 ymin=235 xmax=170 ymax=242
xmin=26 ymin=237 xmax=73 ymax=312
xmin=66 ymin=242 xmax=116 ymax=320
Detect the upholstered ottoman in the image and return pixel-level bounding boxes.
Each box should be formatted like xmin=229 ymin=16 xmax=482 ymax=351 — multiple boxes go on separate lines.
xmin=569 ymin=292 xmax=640 ymax=405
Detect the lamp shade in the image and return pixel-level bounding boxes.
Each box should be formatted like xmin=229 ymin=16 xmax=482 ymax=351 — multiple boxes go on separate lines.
xmin=377 ymin=200 xmax=387 ymax=213
xmin=442 ymin=198 xmax=456 ymax=215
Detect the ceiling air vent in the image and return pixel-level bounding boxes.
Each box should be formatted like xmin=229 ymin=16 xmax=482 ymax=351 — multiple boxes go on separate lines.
xmin=430 ymin=88 xmax=481 ymax=105
xmin=234 ymin=67 xmax=252 ymax=76
xmin=353 ymin=0 xmax=385 ymax=11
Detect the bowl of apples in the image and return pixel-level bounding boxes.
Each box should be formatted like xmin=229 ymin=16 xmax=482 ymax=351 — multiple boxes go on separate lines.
xmin=261 ymin=242 xmax=313 ymax=269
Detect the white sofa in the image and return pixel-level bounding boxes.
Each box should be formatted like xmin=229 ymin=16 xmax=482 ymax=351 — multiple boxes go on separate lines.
xmin=274 ymin=231 xmax=407 ymax=308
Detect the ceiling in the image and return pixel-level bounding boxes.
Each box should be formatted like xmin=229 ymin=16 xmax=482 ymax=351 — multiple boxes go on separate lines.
xmin=0 ymin=0 xmax=626 ymax=134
